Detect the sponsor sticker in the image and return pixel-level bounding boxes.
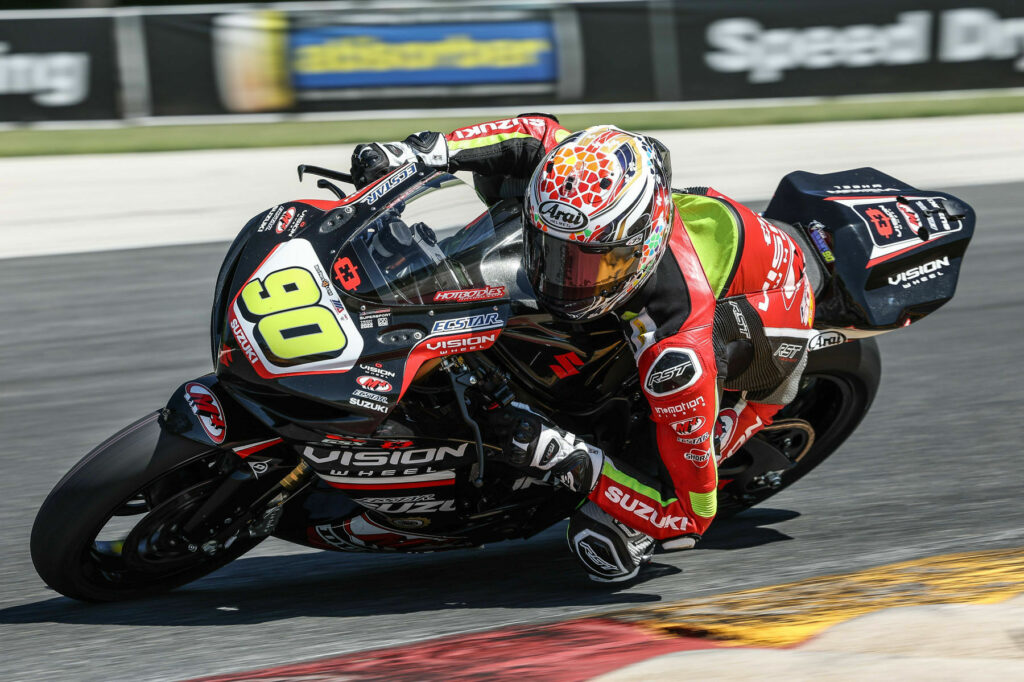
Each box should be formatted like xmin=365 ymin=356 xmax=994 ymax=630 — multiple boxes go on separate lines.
xmin=653 ymin=395 xmax=706 ymax=417
xmin=184 ymin=382 xmax=226 ymax=444
xmin=275 ymin=206 xmax=298 ymax=234
xmin=537 ymin=200 xmax=588 ymax=231
xmin=670 ymin=416 xmax=706 ymax=438
xmin=684 ymin=449 xmax=711 ymax=468
xmin=430 ymin=311 xmax=501 ymax=335
xmin=717 ymin=408 xmax=738 ymax=451
xmin=452 ymin=118 xmax=549 ymax=140
xmin=423 ymin=331 xmax=499 ymax=356
xmin=304 ymin=442 xmax=469 ymax=467
xmin=730 ymin=300 xmax=750 ymax=338
xmin=359 ymin=362 xmax=397 ymax=379
xmin=887 ymin=256 xmax=950 ymax=289
xmin=258 ymin=205 xmax=284 ymax=232
xmin=775 ymin=342 xmax=804 ymax=361
xmin=356 ymin=497 xmax=456 ymax=514
xmin=603 ymin=486 xmax=687 ymax=531
xmin=809 ymin=227 xmax=836 ymax=264
xmin=433 ymin=286 xmax=507 ymax=303
xmin=333 ymin=256 xmax=362 ymax=291
xmin=356 ymin=375 xmax=393 ymax=392
xmin=677 ymin=432 xmax=710 ymax=445
xmin=349 ymin=396 xmax=389 ymax=413
xmin=362 ymin=164 xmax=416 ymax=205
xmin=808 ymin=330 xmax=846 ymax=352
xmin=645 ymin=348 xmax=702 ymax=397
xmin=359 ymin=308 xmax=391 ymax=330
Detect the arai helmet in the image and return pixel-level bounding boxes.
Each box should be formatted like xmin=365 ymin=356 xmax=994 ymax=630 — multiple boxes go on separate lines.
xmin=523 ymin=126 xmax=673 ymax=320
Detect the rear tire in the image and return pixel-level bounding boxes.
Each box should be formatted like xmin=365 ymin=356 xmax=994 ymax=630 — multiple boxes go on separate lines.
xmin=31 ymin=412 xmax=267 ymax=602
xmin=716 ymin=338 xmax=881 ymax=517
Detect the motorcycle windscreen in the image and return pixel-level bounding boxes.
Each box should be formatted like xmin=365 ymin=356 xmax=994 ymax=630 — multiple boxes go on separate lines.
xmin=332 ymin=175 xmax=500 ymax=305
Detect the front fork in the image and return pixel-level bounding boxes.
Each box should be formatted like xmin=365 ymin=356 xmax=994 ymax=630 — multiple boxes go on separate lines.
xmin=180 ymin=458 xmax=313 ymax=556
xmin=161 ymin=373 xmax=314 ymax=555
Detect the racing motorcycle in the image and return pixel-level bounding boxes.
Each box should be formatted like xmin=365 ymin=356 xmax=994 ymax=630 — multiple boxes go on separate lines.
xmin=30 ymin=161 xmax=974 ymax=601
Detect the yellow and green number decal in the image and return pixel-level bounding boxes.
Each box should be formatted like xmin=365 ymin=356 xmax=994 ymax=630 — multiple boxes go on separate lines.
xmin=239 ymin=266 xmax=347 ymax=363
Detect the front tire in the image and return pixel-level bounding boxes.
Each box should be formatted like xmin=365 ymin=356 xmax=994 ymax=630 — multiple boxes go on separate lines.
xmin=31 ymin=412 xmax=267 ymax=602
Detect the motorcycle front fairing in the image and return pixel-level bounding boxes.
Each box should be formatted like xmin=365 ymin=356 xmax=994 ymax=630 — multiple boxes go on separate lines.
xmin=208 ymin=165 xmax=516 ymax=442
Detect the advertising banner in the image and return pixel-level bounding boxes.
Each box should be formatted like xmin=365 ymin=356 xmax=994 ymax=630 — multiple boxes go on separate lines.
xmin=0 ymin=16 xmax=119 ymax=122
xmin=671 ymin=0 xmax=1024 ymax=100
xmin=144 ymin=7 xmax=578 ymax=116
xmin=4 ymin=1 xmax=1024 ymax=123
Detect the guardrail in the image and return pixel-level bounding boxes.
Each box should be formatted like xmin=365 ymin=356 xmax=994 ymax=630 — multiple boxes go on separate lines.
xmin=1 ymin=0 xmax=1023 ymax=123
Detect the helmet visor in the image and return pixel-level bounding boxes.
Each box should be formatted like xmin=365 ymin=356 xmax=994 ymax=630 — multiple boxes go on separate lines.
xmin=525 ymin=226 xmax=640 ymax=304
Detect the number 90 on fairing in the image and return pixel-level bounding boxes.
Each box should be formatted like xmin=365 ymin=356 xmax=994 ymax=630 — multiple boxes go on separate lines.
xmin=238 ymin=266 xmax=347 ymax=363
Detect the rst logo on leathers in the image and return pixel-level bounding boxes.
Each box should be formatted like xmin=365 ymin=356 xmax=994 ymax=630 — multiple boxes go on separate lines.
xmin=644 ymin=348 xmax=702 ymax=397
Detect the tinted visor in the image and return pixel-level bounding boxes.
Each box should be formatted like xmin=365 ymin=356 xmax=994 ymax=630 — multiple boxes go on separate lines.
xmin=525 ymin=226 xmax=640 ymax=305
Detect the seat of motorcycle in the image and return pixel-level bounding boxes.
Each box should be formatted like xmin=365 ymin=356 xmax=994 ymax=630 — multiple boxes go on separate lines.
xmin=770 ymin=219 xmax=826 ymax=298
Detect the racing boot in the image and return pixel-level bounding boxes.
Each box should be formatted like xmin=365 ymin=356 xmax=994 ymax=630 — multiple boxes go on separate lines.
xmin=567 ymin=501 xmax=655 ymax=583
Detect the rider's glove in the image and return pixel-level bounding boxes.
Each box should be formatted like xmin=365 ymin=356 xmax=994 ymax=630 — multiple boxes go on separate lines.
xmin=504 ymin=403 xmax=603 ymax=494
xmin=350 ymin=131 xmax=449 ymax=189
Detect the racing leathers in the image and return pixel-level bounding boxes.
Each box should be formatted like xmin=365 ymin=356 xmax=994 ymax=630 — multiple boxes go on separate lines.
xmin=354 ymin=115 xmax=814 ymax=551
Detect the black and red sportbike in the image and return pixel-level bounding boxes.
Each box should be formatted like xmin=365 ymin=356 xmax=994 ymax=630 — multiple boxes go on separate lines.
xmin=31 ymin=162 xmax=973 ymax=601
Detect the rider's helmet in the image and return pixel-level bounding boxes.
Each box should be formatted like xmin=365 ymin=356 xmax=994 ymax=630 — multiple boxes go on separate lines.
xmin=523 ymin=125 xmax=673 ymax=320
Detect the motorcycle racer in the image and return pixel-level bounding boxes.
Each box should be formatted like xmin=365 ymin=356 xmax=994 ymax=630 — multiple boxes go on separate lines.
xmin=351 ymin=115 xmax=814 ymax=582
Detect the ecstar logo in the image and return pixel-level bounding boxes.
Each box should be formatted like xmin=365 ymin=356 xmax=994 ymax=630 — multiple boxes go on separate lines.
xmin=362 ymin=164 xmax=415 ymax=205
xmin=430 ymin=312 xmax=501 ymax=335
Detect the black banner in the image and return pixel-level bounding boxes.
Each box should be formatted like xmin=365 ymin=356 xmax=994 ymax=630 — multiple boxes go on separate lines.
xmin=0 ymin=16 xmax=119 ymax=122
xmin=670 ymin=0 xmax=1024 ymax=100
xmin=3 ymin=1 xmax=1024 ymax=123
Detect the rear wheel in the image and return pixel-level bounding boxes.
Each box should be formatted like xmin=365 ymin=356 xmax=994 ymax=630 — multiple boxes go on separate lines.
xmin=716 ymin=338 xmax=881 ymax=517
xmin=31 ymin=412 xmax=270 ymax=602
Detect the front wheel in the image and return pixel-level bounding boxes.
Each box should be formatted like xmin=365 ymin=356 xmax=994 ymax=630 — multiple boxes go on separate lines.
xmin=31 ymin=412 xmax=269 ymax=602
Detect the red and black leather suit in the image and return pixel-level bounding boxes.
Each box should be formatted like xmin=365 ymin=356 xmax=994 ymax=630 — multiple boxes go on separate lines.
xmin=442 ymin=115 xmax=814 ymax=541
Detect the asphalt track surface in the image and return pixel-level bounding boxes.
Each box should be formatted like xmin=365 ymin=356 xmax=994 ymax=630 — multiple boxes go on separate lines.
xmin=0 ymin=182 xmax=1022 ymax=681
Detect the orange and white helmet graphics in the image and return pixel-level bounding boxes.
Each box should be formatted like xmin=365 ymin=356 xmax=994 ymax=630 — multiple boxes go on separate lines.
xmin=523 ymin=125 xmax=673 ymax=319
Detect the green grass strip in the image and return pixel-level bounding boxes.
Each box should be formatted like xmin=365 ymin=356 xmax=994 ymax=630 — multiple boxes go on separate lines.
xmin=2 ymin=93 xmax=1023 ymax=158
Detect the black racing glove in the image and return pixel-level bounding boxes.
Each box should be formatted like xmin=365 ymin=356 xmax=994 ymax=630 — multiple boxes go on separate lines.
xmin=350 ymin=131 xmax=449 ymax=189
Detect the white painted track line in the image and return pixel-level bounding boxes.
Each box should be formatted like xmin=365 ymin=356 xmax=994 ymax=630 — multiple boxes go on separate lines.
xmin=2 ymin=113 xmax=1023 ymax=259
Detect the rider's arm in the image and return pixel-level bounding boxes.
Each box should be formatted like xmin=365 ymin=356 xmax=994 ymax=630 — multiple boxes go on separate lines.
xmin=444 ymin=114 xmax=571 ymax=178
xmin=351 ymin=115 xmax=570 ymax=188
xmin=586 ymin=329 xmax=720 ymax=541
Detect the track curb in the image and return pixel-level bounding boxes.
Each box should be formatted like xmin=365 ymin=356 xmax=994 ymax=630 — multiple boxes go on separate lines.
xmin=188 ymin=546 xmax=1024 ymax=681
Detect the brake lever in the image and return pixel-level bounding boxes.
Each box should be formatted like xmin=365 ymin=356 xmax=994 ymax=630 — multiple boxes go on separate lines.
xmin=297 ymin=164 xmax=354 ymax=185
